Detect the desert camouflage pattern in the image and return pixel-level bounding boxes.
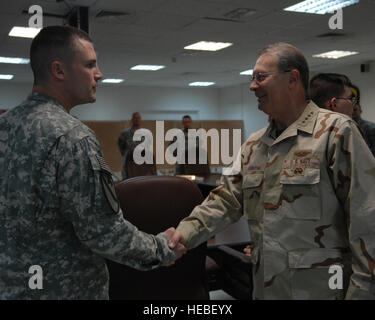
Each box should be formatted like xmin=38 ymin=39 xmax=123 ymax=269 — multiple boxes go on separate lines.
xmin=177 ymin=101 xmax=375 ymax=300
xmin=0 ymin=93 xmax=175 ymax=299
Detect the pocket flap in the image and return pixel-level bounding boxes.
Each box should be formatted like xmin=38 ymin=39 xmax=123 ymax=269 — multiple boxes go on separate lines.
xmin=280 ymin=168 xmax=320 ymax=185
xmin=242 ymin=173 xmax=263 ymax=188
xmin=288 ymin=248 xmax=344 ymax=269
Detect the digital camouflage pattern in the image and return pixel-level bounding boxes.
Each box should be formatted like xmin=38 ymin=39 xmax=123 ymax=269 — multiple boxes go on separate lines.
xmin=177 ymin=101 xmax=375 ymax=300
xmin=118 ymin=127 xmax=144 ymax=179
xmin=0 ymin=93 xmax=175 ymax=299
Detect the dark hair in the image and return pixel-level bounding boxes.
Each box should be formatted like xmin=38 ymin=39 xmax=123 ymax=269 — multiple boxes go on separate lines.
xmin=351 ymin=83 xmax=360 ymax=104
xmin=132 ymin=112 xmax=141 ymax=119
xmin=30 ymin=25 xmax=92 ymax=85
xmin=259 ymin=42 xmax=309 ymax=94
xmin=182 ymin=115 xmax=191 ymax=120
xmin=309 ymin=73 xmax=352 ymax=108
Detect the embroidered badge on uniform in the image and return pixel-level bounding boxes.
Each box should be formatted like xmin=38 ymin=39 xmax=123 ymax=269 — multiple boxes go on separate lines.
xmin=96 ymin=155 xmax=120 ymax=214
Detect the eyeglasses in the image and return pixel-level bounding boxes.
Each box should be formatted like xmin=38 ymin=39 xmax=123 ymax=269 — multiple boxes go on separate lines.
xmin=250 ymin=70 xmax=292 ymax=83
xmin=335 ymin=96 xmax=357 ymax=104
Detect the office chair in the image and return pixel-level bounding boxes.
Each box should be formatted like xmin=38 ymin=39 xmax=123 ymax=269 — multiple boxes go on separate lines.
xmin=125 ymin=154 xmax=157 ymax=179
xmin=107 ymin=175 xmax=209 ymax=300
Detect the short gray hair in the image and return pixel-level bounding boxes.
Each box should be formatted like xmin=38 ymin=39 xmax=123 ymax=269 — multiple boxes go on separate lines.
xmin=259 ymin=42 xmax=309 ymax=94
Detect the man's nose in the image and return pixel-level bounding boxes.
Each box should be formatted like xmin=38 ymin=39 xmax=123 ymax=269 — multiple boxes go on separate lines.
xmin=95 ymin=67 xmax=103 ymax=81
xmin=250 ymin=79 xmax=258 ymax=91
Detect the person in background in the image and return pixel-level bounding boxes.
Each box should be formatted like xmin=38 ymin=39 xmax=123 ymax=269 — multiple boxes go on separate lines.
xmin=0 ymin=26 xmax=185 ymax=300
xmin=168 ymin=42 xmax=375 ymax=300
xmin=309 ymin=73 xmax=356 ymax=118
xmin=172 ymin=115 xmax=201 ymax=175
xmin=351 ymin=84 xmax=375 ymax=156
xmin=118 ymin=112 xmax=144 ymax=179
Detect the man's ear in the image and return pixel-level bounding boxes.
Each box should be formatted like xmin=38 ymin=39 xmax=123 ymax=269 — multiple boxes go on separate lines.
xmin=327 ymin=97 xmax=336 ymax=111
xmin=50 ymin=61 xmax=66 ymax=81
xmin=288 ymin=69 xmax=300 ymax=89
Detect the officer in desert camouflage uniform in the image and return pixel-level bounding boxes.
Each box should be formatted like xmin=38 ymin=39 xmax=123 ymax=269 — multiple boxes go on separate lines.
xmin=169 ymin=43 xmax=375 ymax=300
xmin=0 ymin=26 xmax=185 ymax=299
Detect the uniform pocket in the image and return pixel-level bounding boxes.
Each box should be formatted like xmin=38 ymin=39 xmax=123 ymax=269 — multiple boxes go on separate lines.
xmin=288 ymin=248 xmax=348 ymax=300
xmin=242 ymin=172 xmax=263 ymax=221
xmin=279 ymin=168 xmax=321 ymax=220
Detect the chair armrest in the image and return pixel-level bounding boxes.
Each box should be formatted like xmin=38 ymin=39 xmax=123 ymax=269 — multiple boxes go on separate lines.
xmin=216 ymin=245 xmax=251 ymax=272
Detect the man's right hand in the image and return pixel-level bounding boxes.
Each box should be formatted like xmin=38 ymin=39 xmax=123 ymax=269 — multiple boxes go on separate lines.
xmin=163 ymin=228 xmax=187 ymax=266
xmin=167 ymin=229 xmax=186 ymax=250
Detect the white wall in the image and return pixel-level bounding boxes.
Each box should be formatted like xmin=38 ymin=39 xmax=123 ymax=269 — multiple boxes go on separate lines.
xmin=72 ymin=85 xmax=220 ymax=121
xmin=218 ymin=83 xmax=269 ymax=140
xmin=2 ymin=60 xmax=373 ymax=138
xmin=0 ymin=82 xmax=220 ymax=121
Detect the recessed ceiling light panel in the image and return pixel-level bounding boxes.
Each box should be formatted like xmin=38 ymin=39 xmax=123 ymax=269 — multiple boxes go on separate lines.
xmin=130 ymin=65 xmax=165 ymax=71
xmin=240 ymin=69 xmax=253 ymax=75
xmin=9 ymin=26 xmax=41 ymax=38
xmin=184 ymin=41 xmax=233 ymax=52
xmin=101 ymin=79 xmax=124 ymax=83
xmin=312 ymin=50 xmax=359 ymax=59
xmin=0 ymin=74 xmax=14 ymax=80
xmin=0 ymin=56 xmax=30 ymax=64
xmin=189 ymin=82 xmax=215 ymax=87
xmin=284 ymin=0 xmax=360 ymax=15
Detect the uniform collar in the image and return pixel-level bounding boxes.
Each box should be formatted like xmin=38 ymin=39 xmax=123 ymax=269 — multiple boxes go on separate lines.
xmin=27 ymin=92 xmax=67 ymax=113
xmin=261 ymin=101 xmax=320 ymax=147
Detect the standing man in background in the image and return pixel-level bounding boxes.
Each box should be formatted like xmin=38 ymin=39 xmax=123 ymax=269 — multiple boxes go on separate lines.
xmin=0 ymin=26 xmax=185 ymax=299
xmin=118 ymin=112 xmax=144 ymax=179
xmin=173 ymin=115 xmax=201 ymax=175
xmin=309 ymin=73 xmax=356 ymax=118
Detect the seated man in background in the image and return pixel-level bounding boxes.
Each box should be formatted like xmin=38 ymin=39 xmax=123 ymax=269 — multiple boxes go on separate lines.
xmin=118 ymin=112 xmax=144 ymax=179
xmin=309 ymin=73 xmax=355 ymax=118
xmin=351 ymin=84 xmax=375 ymax=156
xmin=169 ymin=42 xmax=375 ymax=300
xmin=0 ymin=26 xmax=185 ymax=300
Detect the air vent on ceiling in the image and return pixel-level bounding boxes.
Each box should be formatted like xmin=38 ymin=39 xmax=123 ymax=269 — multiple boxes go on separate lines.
xmin=223 ymin=8 xmax=257 ymax=20
xmin=203 ymin=16 xmax=244 ymax=23
xmin=317 ymin=32 xmax=347 ymax=38
xmin=95 ymin=10 xmax=131 ymax=18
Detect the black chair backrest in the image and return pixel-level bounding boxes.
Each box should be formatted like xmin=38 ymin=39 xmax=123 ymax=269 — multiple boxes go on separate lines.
xmin=107 ymin=175 xmax=209 ymax=300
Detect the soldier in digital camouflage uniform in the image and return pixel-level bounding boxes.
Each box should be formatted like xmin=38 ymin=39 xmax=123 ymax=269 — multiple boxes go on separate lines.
xmin=118 ymin=112 xmax=144 ymax=179
xmin=169 ymin=43 xmax=375 ymax=300
xmin=0 ymin=26 xmax=185 ymax=299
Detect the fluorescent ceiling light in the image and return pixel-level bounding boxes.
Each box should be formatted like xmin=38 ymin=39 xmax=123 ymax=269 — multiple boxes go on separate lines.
xmin=312 ymin=50 xmax=359 ymax=59
xmin=284 ymin=0 xmax=360 ymax=15
xmin=102 ymin=79 xmax=124 ymax=83
xmin=0 ymin=74 xmax=14 ymax=80
xmin=0 ymin=56 xmax=29 ymax=64
xmin=9 ymin=26 xmax=41 ymax=38
xmin=130 ymin=65 xmax=165 ymax=71
xmin=240 ymin=69 xmax=253 ymax=75
xmin=189 ymin=82 xmax=215 ymax=87
xmin=184 ymin=41 xmax=233 ymax=52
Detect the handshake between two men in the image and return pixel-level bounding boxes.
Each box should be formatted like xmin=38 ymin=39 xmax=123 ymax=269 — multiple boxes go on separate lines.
xmin=163 ymin=228 xmax=252 ymax=266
